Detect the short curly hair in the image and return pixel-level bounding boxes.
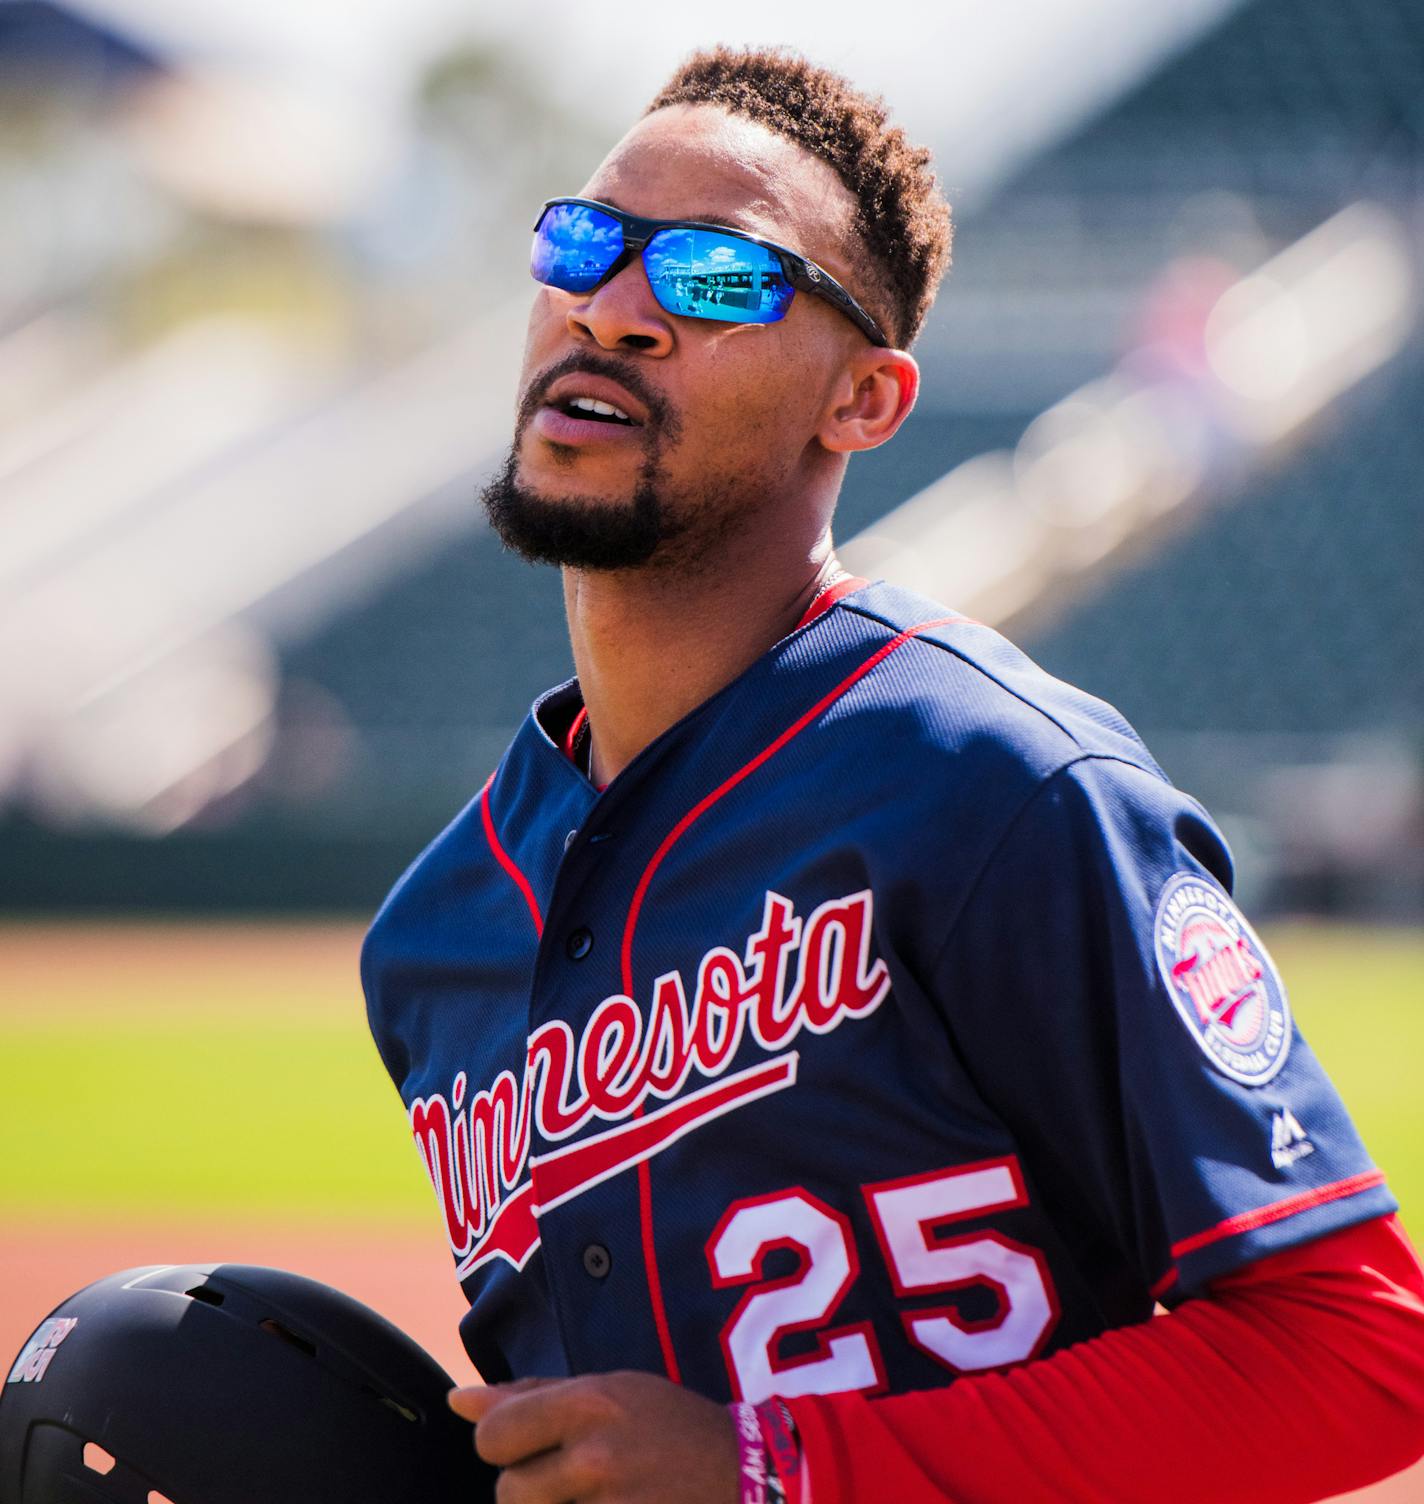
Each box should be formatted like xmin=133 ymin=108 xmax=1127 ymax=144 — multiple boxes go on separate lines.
xmin=646 ymin=47 xmax=952 ymax=348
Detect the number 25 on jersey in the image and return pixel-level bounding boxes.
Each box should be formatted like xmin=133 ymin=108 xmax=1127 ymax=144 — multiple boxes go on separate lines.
xmin=707 ymin=1157 xmax=1059 ymax=1403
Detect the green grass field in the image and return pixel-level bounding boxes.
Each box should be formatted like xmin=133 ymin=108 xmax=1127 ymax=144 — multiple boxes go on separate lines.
xmin=0 ymin=924 xmax=437 ymax=1222
xmin=1 ymin=922 xmax=1420 ymax=1230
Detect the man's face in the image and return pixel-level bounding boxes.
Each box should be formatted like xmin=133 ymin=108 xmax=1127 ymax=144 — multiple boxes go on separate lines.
xmin=483 ymin=103 xmax=871 ymax=572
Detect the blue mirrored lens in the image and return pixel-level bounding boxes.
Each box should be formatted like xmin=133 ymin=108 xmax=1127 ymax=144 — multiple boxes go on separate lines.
xmin=532 ymin=203 xmax=624 ymax=292
xmin=643 ymin=227 xmax=793 ymax=325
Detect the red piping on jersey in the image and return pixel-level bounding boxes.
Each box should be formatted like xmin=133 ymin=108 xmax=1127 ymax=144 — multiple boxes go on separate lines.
xmin=621 ymin=614 xmax=960 ymax=1384
xmin=1169 ymin=1169 xmax=1387 ymax=1261
xmin=561 ymin=583 xmax=865 ymax=785
xmin=635 ymin=1153 xmax=670 ymax=1374
xmin=1148 ymin=1266 xmax=1179 ymax=1300
xmin=479 ymin=773 xmax=544 ymax=937
xmin=619 ymin=616 xmax=961 ymax=994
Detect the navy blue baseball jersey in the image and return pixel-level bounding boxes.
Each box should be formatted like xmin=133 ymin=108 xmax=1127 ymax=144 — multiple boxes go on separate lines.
xmin=361 ymin=580 xmax=1394 ymax=1401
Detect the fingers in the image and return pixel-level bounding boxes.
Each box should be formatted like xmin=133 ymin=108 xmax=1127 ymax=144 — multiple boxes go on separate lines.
xmin=490 ymin=1440 xmax=611 ymax=1504
xmin=448 ymin=1377 xmax=554 ymax=1425
xmin=450 ymin=1371 xmax=740 ymax=1504
xmin=462 ymin=1380 xmax=602 ymax=1468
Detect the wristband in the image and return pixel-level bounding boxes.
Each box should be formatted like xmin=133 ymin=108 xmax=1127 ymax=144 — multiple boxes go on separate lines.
xmin=754 ymin=1399 xmax=803 ymax=1504
xmin=729 ymin=1400 xmax=785 ymax=1504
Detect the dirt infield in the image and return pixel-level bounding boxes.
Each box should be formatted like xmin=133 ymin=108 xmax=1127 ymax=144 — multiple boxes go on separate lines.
xmin=0 ymin=921 xmax=366 ymax=1023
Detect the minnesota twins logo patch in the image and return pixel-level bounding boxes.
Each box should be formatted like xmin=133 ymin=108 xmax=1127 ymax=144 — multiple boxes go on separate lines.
xmin=1153 ymin=873 xmax=1291 ymax=1086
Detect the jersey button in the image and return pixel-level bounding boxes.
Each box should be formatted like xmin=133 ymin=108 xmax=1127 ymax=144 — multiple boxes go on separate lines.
xmin=582 ymin=1243 xmax=612 ymax=1279
xmin=563 ymin=828 xmax=578 ymax=852
xmin=566 ymin=927 xmax=594 ymax=961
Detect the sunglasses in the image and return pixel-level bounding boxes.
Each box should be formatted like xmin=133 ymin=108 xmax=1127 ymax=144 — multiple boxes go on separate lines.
xmin=531 ymin=198 xmax=889 ymax=347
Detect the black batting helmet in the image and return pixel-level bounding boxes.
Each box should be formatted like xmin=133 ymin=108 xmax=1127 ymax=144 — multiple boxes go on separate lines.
xmin=0 ymin=1262 xmax=495 ymax=1503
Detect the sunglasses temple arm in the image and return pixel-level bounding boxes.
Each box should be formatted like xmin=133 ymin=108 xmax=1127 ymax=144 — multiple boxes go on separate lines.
xmin=781 ymin=257 xmax=888 ymax=346
xmin=815 ymin=281 xmax=890 ymax=346
xmin=834 ymin=294 xmax=890 ymax=347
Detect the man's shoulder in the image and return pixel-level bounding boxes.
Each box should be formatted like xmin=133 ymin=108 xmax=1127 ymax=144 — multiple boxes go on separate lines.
xmin=827 ymin=580 xmax=1165 ymax=785
xmin=361 ymin=684 xmax=584 ymax=976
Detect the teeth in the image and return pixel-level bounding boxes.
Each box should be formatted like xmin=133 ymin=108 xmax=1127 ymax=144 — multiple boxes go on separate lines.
xmin=569 ymin=396 xmax=631 ymax=421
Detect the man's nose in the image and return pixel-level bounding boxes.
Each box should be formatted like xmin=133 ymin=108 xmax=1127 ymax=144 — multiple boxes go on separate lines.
xmin=564 ymin=262 xmax=674 ymax=356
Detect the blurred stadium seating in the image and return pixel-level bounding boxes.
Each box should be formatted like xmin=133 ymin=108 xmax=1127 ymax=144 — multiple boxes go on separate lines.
xmin=942 ymin=0 xmax=1424 ymax=917
xmin=0 ymin=0 xmax=1420 ymax=917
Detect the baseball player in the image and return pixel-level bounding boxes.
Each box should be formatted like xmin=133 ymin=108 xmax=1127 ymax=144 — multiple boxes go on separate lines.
xmin=362 ymin=48 xmax=1424 ymax=1503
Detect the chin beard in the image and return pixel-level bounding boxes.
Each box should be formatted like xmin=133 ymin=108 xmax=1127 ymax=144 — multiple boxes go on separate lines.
xmin=479 ymin=448 xmax=682 ymax=571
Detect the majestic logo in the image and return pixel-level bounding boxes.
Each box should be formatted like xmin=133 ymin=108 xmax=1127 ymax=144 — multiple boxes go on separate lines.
xmin=409 ymin=889 xmax=890 ymax=1278
xmin=7 ymin=1318 xmax=77 ymax=1384
xmin=1154 ymin=872 xmax=1291 ymax=1086
xmin=1271 ymin=1108 xmax=1314 ymax=1169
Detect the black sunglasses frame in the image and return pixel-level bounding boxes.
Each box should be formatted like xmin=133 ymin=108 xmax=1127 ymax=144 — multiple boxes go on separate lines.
xmin=533 ymin=197 xmax=890 ymax=348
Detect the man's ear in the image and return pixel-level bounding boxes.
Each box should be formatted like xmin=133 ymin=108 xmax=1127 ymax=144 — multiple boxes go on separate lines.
xmin=818 ymin=347 xmax=919 ymax=454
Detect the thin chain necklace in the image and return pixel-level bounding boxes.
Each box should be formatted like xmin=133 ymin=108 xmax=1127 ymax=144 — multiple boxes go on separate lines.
xmin=571 ymin=710 xmax=593 ymax=775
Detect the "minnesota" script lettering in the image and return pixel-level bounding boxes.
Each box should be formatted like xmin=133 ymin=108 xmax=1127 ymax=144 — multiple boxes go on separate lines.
xmin=409 ymin=888 xmax=889 ymax=1276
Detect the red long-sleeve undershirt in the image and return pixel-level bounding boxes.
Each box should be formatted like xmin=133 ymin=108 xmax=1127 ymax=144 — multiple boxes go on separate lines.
xmin=788 ymin=1213 xmax=1424 ymax=1504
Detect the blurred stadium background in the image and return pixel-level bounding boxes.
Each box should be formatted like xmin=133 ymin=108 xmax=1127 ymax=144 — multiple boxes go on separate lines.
xmin=1 ymin=0 xmax=1420 ymax=1495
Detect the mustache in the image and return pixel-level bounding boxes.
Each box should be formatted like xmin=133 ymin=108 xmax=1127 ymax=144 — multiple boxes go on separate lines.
xmin=516 ymin=351 xmax=680 ymax=440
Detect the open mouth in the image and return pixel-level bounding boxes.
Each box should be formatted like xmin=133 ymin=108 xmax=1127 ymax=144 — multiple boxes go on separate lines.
xmin=556 ymin=395 xmax=637 ymax=426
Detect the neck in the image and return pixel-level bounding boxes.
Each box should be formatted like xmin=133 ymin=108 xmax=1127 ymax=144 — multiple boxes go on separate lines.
xmin=564 ymin=529 xmax=844 ymax=785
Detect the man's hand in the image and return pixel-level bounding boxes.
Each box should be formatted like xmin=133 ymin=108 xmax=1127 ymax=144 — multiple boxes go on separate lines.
xmin=448 ymin=1371 xmax=740 ymax=1504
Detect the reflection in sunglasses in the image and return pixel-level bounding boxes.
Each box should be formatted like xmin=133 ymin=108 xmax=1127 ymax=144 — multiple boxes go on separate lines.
xmin=533 ymin=201 xmax=822 ymax=331
xmin=532 ymin=198 xmax=888 ymax=344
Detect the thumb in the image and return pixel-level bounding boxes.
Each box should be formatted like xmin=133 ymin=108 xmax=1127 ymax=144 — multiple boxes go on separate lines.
xmin=448 ymin=1376 xmax=554 ymax=1423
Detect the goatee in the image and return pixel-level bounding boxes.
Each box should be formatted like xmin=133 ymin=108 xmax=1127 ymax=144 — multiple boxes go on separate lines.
xmin=482 ymin=349 xmax=687 ymax=570
xmin=479 ymin=449 xmax=677 ymax=570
